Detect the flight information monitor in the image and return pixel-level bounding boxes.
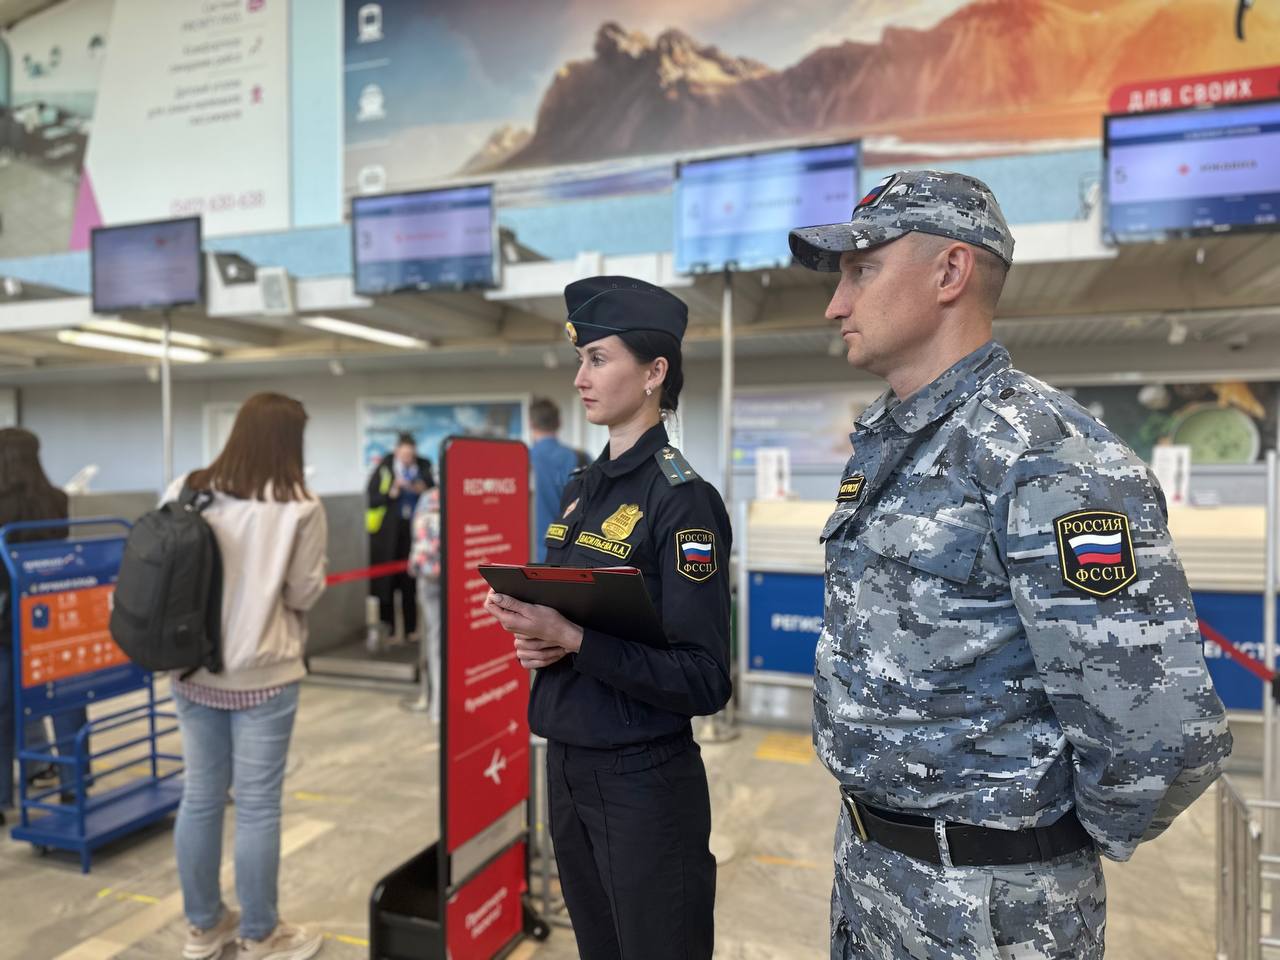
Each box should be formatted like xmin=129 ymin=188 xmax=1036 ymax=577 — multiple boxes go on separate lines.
xmin=1105 ymin=98 xmax=1280 ymax=243
xmin=90 ymin=217 xmax=203 ymax=314
xmin=352 ymin=184 xmax=498 ymax=295
xmin=675 ymin=142 xmax=860 ymax=274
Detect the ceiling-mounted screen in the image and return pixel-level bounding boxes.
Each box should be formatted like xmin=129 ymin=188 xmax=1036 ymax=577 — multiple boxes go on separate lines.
xmin=352 ymin=184 xmax=498 ymax=296
xmin=675 ymin=141 xmax=860 ymax=275
xmin=90 ymin=217 xmax=203 ymax=314
xmin=1105 ymin=98 xmax=1280 ymax=243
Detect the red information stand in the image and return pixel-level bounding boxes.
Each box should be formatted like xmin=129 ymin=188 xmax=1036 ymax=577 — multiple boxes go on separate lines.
xmin=370 ymin=437 xmax=547 ymax=960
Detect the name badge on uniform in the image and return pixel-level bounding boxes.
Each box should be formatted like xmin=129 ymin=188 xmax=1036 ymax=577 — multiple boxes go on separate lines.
xmin=836 ymin=474 xmax=865 ymax=503
xmin=574 ymin=504 xmax=642 ymax=560
xmin=545 ymin=523 xmax=568 ymax=543
xmin=675 ymin=529 xmax=717 ymax=582
xmin=1054 ymin=509 xmax=1138 ymax=598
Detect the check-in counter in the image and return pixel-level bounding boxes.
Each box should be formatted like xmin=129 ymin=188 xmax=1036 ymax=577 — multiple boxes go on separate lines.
xmin=737 ymin=501 xmax=1270 ymax=728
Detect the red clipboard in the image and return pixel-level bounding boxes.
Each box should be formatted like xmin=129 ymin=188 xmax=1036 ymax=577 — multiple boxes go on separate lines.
xmin=478 ymin=563 xmax=667 ymax=648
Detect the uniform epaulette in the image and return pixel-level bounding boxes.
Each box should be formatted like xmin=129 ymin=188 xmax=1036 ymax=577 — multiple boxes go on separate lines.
xmin=982 ymin=383 xmax=1069 ymax=449
xmin=656 ymin=446 xmax=699 ymax=486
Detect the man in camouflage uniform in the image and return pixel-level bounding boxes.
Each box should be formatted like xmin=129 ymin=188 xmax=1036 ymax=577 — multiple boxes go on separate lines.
xmin=788 ymin=170 xmax=1231 ymax=959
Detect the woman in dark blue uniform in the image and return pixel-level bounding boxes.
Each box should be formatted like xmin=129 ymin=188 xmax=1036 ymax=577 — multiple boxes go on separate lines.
xmin=485 ymin=276 xmax=732 ymax=960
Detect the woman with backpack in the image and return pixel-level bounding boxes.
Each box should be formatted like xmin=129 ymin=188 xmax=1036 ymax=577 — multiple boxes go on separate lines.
xmin=0 ymin=428 xmax=84 ymax=826
xmin=167 ymin=393 xmax=328 ymax=960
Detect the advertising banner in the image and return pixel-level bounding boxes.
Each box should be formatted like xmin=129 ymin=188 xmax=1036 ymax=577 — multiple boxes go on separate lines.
xmin=343 ymin=0 xmax=1280 ymax=196
xmin=747 ymin=571 xmax=824 ymax=676
xmin=732 ymin=386 xmax=882 ymax=469
xmin=361 ymin=397 xmax=525 ymax=472
xmin=1063 ymin=381 xmax=1278 ymax=466
xmin=0 ymin=0 xmax=291 ymax=258
xmin=9 ymin=536 xmax=136 ymax=695
xmin=444 ymin=841 xmax=527 ymax=960
xmin=1194 ymin=591 xmax=1274 ymax=712
xmin=442 ymin=437 xmax=531 ymax=855
xmin=1109 ymin=64 xmax=1280 ymax=114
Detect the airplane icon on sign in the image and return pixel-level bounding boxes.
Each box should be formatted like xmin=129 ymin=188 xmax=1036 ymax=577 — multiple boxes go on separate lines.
xmin=484 ymin=748 xmax=507 ymax=786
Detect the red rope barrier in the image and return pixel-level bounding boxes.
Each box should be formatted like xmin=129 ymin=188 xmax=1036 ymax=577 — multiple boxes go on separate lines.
xmin=1200 ymin=621 xmax=1276 ymax=684
xmin=324 ymin=560 xmax=408 ymax=586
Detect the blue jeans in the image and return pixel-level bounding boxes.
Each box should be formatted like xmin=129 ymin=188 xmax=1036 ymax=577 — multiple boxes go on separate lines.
xmin=174 ymin=684 xmax=300 ymax=940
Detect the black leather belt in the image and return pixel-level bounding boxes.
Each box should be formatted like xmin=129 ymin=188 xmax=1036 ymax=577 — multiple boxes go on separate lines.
xmin=841 ymin=789 xmax=1094 ymax=867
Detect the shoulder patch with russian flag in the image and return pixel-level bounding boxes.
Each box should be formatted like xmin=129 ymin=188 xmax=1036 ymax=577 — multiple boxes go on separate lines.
xmin=1054 ymin=509 xmax=1138 ymax=598
xmin=675 ymin=528 xmax=718 ymax=582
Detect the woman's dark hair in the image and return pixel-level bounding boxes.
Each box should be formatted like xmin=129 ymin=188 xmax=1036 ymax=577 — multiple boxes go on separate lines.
xmin=617 ymin=330 xmax=684 ymax=413
xmin=0 ymin=428 xmax=68 ymax=532
xmin=189 ymin=393 xmax=310 ymax=501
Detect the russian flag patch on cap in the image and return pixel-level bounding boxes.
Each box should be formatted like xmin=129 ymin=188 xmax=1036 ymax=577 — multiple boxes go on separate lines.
xmin=854 ymin=174 xmax=897 ymax=213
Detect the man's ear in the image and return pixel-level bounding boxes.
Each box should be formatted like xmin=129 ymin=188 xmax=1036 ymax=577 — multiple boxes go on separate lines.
xmin=937 ymin=243 xmax=976 ymax=306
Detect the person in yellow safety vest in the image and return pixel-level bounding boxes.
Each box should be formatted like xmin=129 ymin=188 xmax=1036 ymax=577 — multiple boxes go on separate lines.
xmin=365 ymin=432 xmax=434 ymax=644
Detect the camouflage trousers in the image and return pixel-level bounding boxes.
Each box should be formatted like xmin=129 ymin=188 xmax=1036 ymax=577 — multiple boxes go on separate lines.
xmin=830 ymin=806 xmax=1106 ymax=959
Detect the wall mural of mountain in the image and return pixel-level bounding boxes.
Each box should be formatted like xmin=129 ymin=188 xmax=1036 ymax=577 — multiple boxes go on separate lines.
xmin=342 ymin=0 xmax=1279 ymax=194
xmin=458 ymin=0 xmax=1279 ymax=174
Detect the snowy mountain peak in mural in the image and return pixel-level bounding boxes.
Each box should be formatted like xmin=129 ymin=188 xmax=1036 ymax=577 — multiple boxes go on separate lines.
xmin=460 ymin=0 xmax=1280 ymax=175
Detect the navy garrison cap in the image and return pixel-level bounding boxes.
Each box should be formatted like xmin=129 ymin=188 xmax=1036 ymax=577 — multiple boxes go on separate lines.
xmin=563 ymin=276 xmax=688 ymax=347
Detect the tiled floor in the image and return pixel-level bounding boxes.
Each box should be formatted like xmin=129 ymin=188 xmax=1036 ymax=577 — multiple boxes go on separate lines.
xmin=0 ymin=682 xmax=1241 ymax=959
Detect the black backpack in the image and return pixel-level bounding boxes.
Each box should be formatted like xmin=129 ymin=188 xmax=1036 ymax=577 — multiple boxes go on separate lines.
xmin=110 ymin=486 xmax=223 ymax=677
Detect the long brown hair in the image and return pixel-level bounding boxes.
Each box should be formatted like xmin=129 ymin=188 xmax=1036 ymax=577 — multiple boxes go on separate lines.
xmin=0 ymin=428 xmax=68 ymax=530
xmin=189 ymin=393 xmax=310 ymax=501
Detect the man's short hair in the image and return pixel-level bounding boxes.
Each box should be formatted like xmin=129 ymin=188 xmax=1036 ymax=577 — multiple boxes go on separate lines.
xmin=909 ymin=233 xmax=1008 ymax=313
xmin=395 ymin=432 xmax=416 ymax=449
xmin=529 ymin=398 xmax=561 ymax=433
xmin=973 ymin=245 xmax=1010 ymax=312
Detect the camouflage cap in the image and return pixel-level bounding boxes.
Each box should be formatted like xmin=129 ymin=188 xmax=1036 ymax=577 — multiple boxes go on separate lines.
xmin=788 ymin=169 xmax=1014 ymax=271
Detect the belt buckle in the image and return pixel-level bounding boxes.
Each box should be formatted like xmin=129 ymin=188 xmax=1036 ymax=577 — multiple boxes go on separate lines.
xmin=843 ymin=793 xmax=869 ymax=842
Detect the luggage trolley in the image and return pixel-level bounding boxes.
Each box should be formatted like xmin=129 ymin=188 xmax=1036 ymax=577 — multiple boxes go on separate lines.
xmin=2 ymin=517 xmax=182 ymax=873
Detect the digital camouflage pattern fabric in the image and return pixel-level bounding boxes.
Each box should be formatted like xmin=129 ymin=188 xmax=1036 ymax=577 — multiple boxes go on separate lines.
xmin=789 ymin=170 xmax=1016 ymax=271
xmin=830 ymin=806 xmax=1106 ymax=960
xmin=815 ymin=340 xmax=1231 ymax=957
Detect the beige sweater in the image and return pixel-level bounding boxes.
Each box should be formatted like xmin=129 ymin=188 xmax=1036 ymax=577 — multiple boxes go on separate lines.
xmin=164 ymin=476 xmax=328 ymax=690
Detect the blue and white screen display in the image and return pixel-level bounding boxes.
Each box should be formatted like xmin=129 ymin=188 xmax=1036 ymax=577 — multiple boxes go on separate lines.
xmin=675 ymin=142 xmax=859 ymax=274
xmin=91 ymin=217 xmax=202 ymax=313
xmin=353 ymin=184 xmax=497 ymax=295
xmin=1106 ymin=99 xmax=1280 ymax=241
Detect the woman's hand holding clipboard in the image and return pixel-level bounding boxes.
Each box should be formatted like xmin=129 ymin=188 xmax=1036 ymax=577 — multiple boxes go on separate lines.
xmin=479 ymin=563 xmax=668 ymax=652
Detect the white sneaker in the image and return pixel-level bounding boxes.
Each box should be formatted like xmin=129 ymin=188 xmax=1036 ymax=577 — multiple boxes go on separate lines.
xmin=184 ymin=907 xmax=240 ymax=960
xmin=237 ymin=922 xmax=323 ymax=960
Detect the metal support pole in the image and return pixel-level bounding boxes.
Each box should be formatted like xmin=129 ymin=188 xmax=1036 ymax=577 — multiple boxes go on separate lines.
xmin=161 ymin=312 xmax=173 ymax=488
xmin=1265 ymin=450 xmax=1278 ymax=936
xmin=697 ymin=270 xmax=739 ymax=746
xmin=718 ymin=270 xmax=734 ymax=502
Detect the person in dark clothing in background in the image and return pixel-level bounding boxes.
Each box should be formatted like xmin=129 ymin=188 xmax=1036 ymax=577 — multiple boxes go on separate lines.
xmin=0 ymin=428 xmax=85 ymax=827
xmin=366 ymin=433 xmax=434 ymax=644
xmin=528 ymin=397 xmax=587 ymax=562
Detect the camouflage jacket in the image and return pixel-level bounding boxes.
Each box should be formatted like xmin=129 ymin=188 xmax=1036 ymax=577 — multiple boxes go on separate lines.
xmin=814 ymin=340 xmax=1231 ymax=861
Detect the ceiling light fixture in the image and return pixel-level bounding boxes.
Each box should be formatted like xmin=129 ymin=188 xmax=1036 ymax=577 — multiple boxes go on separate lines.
xmin=84 ymin=318 xmax=214 ymax=350
xmin=301 ymin=316 xmax=428 ymax=350
xmin=57 ymin=330 xmax=213 ymax=363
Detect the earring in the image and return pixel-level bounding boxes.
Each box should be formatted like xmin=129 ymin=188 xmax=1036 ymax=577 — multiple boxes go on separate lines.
xmin=645 ymin=387 xmax=653 ymax=397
